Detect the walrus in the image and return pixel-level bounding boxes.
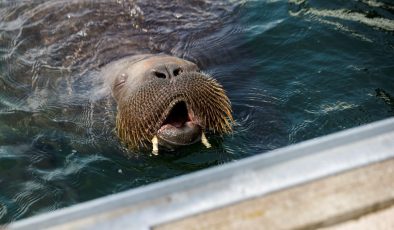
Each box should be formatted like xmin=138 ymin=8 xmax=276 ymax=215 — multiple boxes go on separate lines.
xmin=102 ymin=54 xmax=233 ymax=154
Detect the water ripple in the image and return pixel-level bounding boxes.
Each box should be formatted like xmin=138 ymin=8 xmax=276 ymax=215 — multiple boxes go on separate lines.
xmin=12 ymin=181 xmax=45 ymax=219
xmin=307 ymin=8 xmax=394 ymax=31
xmin=49 ymin=154 xmax=107 ymax=180
xmin=289 ymin=0 xmax=394 ymax=43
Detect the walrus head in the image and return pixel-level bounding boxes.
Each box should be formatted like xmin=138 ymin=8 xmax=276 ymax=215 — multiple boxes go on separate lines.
xmin=106 ymin=54 xmax=233 ymax=153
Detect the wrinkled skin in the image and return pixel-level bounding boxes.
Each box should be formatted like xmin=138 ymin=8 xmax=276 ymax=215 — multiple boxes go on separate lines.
xmin=102 ymin=54 xmax=233 ymax=151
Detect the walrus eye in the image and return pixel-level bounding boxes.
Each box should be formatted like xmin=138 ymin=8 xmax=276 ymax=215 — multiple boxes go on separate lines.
xmin=114 ymin=73 xmax=128 ymax=89
xmin=173 ymin=68 xmax=182 ymax=76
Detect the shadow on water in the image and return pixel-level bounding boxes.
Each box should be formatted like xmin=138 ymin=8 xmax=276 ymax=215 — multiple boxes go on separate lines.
xmin=0 ymin=0 xmax=393 ymax=224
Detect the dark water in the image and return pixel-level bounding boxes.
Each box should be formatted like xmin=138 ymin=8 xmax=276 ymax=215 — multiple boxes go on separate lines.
xmin=0 ymin=0 xmax=393 ymax=224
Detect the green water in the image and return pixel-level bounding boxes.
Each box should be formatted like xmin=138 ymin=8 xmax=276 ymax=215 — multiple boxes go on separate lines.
xmin=0 ymin=0 xmax=393 ymax=224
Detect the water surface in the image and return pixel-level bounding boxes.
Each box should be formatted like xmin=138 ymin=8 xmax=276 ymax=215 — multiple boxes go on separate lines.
xmin=0 ymin=0 xmax=393 ymax=224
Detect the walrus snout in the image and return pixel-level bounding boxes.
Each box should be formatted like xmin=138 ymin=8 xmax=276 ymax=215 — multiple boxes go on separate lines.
xmin=157 ymin=101 xmax=202 ymax=147
xmin=104 ymin=54 xmax=233 ymax=153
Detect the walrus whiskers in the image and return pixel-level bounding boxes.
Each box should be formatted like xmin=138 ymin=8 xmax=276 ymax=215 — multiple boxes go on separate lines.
xmin=116 ymin=71 xmax=233 ymax=150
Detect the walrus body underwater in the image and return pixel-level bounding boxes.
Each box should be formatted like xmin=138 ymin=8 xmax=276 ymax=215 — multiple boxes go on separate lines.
xmin=102 ymin=54 xmax=233 ymax=154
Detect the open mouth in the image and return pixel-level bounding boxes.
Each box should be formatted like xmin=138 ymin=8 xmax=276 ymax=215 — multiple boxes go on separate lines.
xmin=162 ymin=101 xmax=191 ymax=128
xmin=156 ymin=101 xmax=202 ymax=147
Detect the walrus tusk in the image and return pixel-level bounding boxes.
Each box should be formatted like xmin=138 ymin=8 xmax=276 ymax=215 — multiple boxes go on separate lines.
xmin=152 ymin=135 xmax=159 ymax=155
xmin=201 ymin=132 xmax=211 ymax=148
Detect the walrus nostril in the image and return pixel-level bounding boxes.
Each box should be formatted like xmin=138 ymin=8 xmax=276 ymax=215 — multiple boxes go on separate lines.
xmin=154 ymin=71 xmax=167 ymax=79
xmin=173 ymin=68 xmax=182 ymax=77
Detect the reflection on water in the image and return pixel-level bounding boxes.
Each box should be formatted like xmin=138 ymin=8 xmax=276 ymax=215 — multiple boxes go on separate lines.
xmin=0 ymin=0 xmax=393 ymax=224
